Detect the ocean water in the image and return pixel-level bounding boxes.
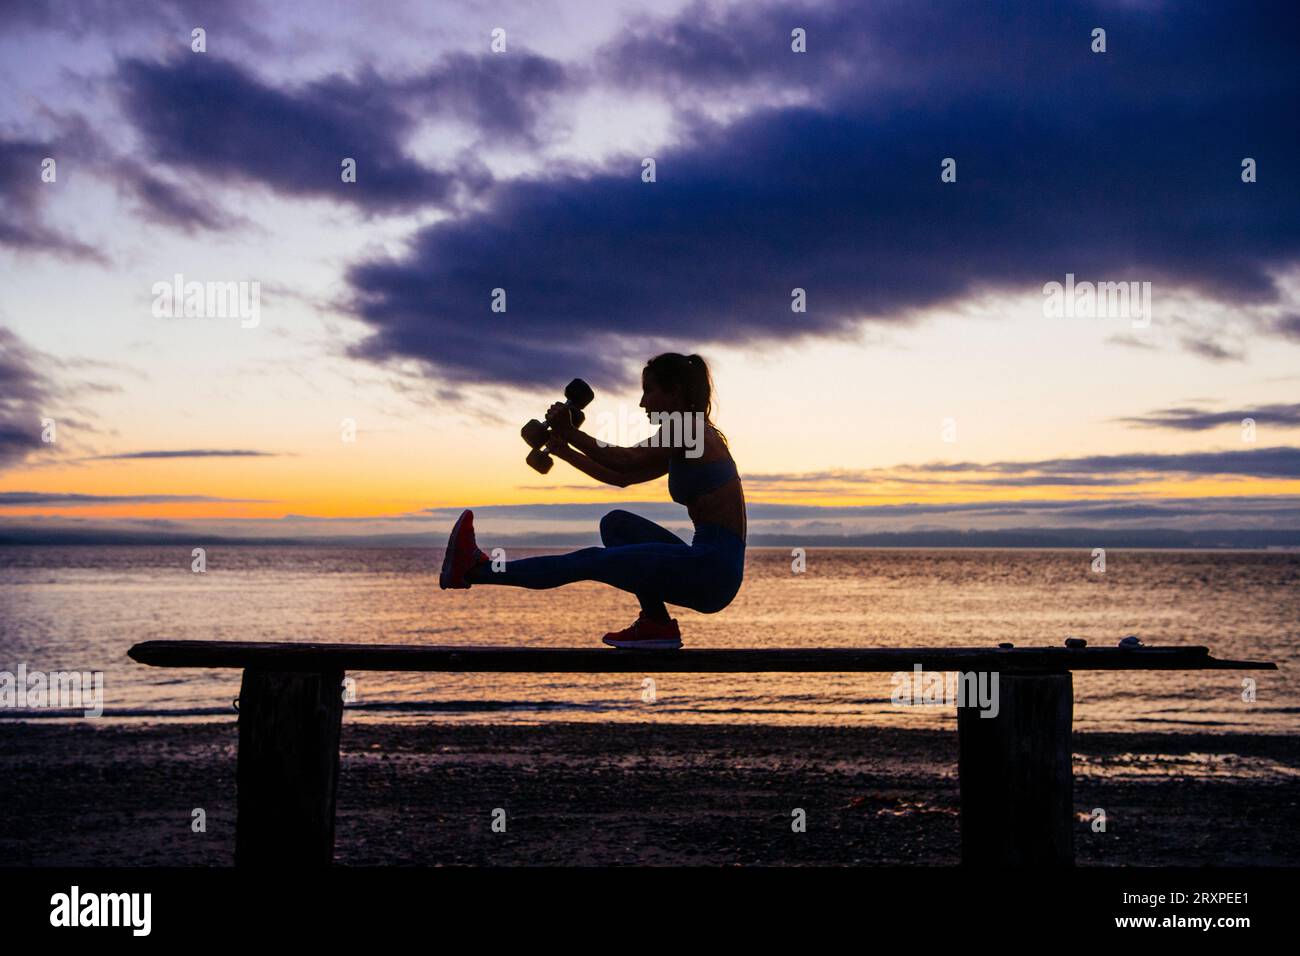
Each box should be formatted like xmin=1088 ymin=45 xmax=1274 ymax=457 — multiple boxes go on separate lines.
xmin=0 ymin=546 xmax=1295 ymax=733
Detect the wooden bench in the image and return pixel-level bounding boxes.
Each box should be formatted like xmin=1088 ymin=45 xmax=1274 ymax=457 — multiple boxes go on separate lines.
xmin=127 ymin=641 xmax=1274 ymax=867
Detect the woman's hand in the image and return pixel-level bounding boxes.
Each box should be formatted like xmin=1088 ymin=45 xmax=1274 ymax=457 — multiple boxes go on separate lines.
xmin=544 ymin=418 xmax=571 ymax=453
xmin=545 ymin=432 xmax=571 ymax=457
xmin=545 ymin=402 xmax=576 ymax=436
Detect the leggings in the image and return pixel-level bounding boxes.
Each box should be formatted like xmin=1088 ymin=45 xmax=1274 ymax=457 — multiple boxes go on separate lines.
xmin=467 ymin=509 xmax=746 ymax=617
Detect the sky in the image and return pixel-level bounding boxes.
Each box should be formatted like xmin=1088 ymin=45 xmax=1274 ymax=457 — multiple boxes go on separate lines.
xmin=1 ymin=0 xmax=1299 ymax=545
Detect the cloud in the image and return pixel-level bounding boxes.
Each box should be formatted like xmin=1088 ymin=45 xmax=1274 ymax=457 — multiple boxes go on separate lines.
xmin=2 ymin=108 xmax=235 ymax=251
xmin=0 ymin=108 xmax=239 ymax=241
xmin=743 ymin=446 xmax=1300 ymax=490
xmin=113 ymin=161 xmax=240 ymax=232
xmin=1117 ymin=403 xmax=1300 ymax=431
xmin=79 ymin=449 xmax=280 ymax=460
xmin=0 ymin=328 xmax=58 ymax=468
xmin=1179 ymin=335 xmax=1245 ymax=362
xmin=914 ymin=447 xmax=1300 ymax=481
xmin=115 ymin=55 xmax=506 ymax=214
xmin=393 ymin=50 xmax=572 ymax=145
xmin=0 ymin=135 xmax=107 ymax=260
xmin=0 ymin=0 xmax=266 ymax=43
xmin=1105 ymin=333 xmax=1159 ymax=351
xmin=745 ymin=471 xmax=1133 ymax=489
xmin=0 ymin=329 xmax=141 ymax=471
xmin=13 ymin=31 xmax=576 ymax=238
xmin=1273 ymin=314 xmax=1300 ymax=341
xmin=0 ymin=492 xmax=268 ymax=506
xmin=338 ymin=0 xmax=1300 ymax=389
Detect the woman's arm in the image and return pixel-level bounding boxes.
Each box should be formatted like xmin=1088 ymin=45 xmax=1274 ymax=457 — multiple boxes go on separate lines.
xmin=549 ymin=441 xmax=670 ymax=488
xmin=567 ymin=428 xmax=673 ymax=471
xmin=546 ymin=403 xmax=673 ymax=473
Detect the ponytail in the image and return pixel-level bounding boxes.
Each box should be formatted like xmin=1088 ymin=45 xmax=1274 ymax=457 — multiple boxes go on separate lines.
xmin=645 ymin=352 xmax=727 ymax=444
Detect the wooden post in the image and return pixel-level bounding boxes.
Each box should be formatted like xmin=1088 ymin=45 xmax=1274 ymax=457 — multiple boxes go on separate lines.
xmin=235 ymin=668 xmax=344 ymax=867
xmin=958 ymin=672 xmax=1073 ymax=866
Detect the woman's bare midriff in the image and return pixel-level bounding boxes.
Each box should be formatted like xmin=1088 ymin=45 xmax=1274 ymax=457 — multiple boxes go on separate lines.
xmin=687 ymin=478 xmax=746 ymax=542
xmin=681 ymin=425 xmax=746 ymax=541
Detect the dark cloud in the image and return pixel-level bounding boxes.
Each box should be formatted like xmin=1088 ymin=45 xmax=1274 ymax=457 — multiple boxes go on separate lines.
xmin=0 ymin=329 xmax=131 ymax=471
xmin=600 ymin=3 xmax=822 ymax=92
xmin=919 ymin=447 xmax=1300 ymax=480
xmin=743 ymin=446 xmax=1300 ymax=487
xmin=0 ymin=329 xmax=51 ymax=404
xmin=1043 ymin=502 xmax=1300 ymax=521
xmin=1 ymin=110 xmax=230 ymax=249
xmin=80 ymin=449 xmax=279 ymax=460
xmin=1273 ymin=315 xmax=1300 ymax=341
xmin=0 ymin=0 xmax=271 ymax=50
xmin=344 ymin=0 xmax=1300 ymax=388
xmin=746 ymin=471 xmax=1130 ymax=488
xmin=53 ymin=111 xmax=241 ymax=236
xmin=903 ymin=475 xmax=1127 ymax=487
xmin=115 ymin=162 xmax=238 ymax=232
xmin=0 ymin=329 xmax=56 ymax=468
xmin=118 ymin=55 xmax=512 ymax=213
xmin=0 ymin=135 xmax=106 ymax=260
xmin=394 ymin=51 xmax=571 ymax=144
xmin=1179 ymin=335 xmax=1245 ymax=362
xmin=22 ymin=24 xmax=566 ymax=236
xmin=0 ymin=492 xmax=268 ymax=506
xmin=1118 ymin=403 xmax=1300 ymax=431
xmin=0 ymin=419 xmax=44 ymax=469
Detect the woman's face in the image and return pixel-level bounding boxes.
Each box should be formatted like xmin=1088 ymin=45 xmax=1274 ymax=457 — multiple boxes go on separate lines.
xmin=639 ymin=369 xmax=683 ymax=418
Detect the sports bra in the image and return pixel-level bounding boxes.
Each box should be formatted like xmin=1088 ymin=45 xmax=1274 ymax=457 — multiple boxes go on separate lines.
xmin=668 ymin=453 xmax=739 ymax=505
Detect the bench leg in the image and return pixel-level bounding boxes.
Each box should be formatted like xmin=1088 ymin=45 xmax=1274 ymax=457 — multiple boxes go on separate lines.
xmin=957 ymin=672 xmax=1073 ymax=866
xmin=235 ymin=668 xmax=344 ymax=867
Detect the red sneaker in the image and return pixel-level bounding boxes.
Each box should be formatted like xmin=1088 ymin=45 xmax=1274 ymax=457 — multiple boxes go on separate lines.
xmin=601 ymin=612 xmax=682 ymax=650
xmin=440 ymin=509 xmax=489 ymax=590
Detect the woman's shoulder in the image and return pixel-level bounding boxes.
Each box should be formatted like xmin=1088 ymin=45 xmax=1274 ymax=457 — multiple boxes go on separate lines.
xmin=678 ymin=424 xmax=732 ymax=464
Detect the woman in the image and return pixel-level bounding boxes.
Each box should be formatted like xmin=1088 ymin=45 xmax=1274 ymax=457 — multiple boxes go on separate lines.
xmin=440 ymin=353 xmax=746 ymax=649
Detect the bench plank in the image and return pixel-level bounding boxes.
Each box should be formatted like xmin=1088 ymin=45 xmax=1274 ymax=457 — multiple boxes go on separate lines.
xmin=128 ymin=640 xmax=1274 ymax=672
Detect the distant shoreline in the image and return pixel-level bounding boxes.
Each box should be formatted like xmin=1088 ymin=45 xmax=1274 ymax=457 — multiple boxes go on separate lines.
xmin=3 ymin=533 xmax=1300 ymax=551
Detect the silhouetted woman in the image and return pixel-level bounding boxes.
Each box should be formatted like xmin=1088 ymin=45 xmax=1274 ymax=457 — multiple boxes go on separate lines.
xmin=440 ymin=353 xmax=746 ymax=649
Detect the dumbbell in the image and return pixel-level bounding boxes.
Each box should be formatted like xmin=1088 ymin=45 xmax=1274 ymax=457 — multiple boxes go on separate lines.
xmin=521 ymin=378 xmax=595 ymax=473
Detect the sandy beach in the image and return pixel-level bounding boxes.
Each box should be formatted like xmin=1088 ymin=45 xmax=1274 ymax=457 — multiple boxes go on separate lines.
xmin=2 ymin=720 xmax=1297 ymax=867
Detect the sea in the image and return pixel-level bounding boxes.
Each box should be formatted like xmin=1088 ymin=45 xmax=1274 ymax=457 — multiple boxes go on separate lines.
xmin=0 ymin=546 xmax=1296 ymax=734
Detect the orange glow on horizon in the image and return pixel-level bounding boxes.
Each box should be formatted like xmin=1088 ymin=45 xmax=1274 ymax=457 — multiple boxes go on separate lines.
xmin=4 ymin=473 xmax=1297 ymax=523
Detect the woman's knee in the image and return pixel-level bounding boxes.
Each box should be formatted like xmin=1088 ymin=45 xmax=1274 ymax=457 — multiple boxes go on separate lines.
xmin=693 ymin=597 xmax=733 ymax=614
xmin=599 ymin=509 xmax=634 ymax=545
xmin=674 ymin=590 xmax=734 ymax=615
xmin=679 ymin=577 xmax=743 ymax=614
